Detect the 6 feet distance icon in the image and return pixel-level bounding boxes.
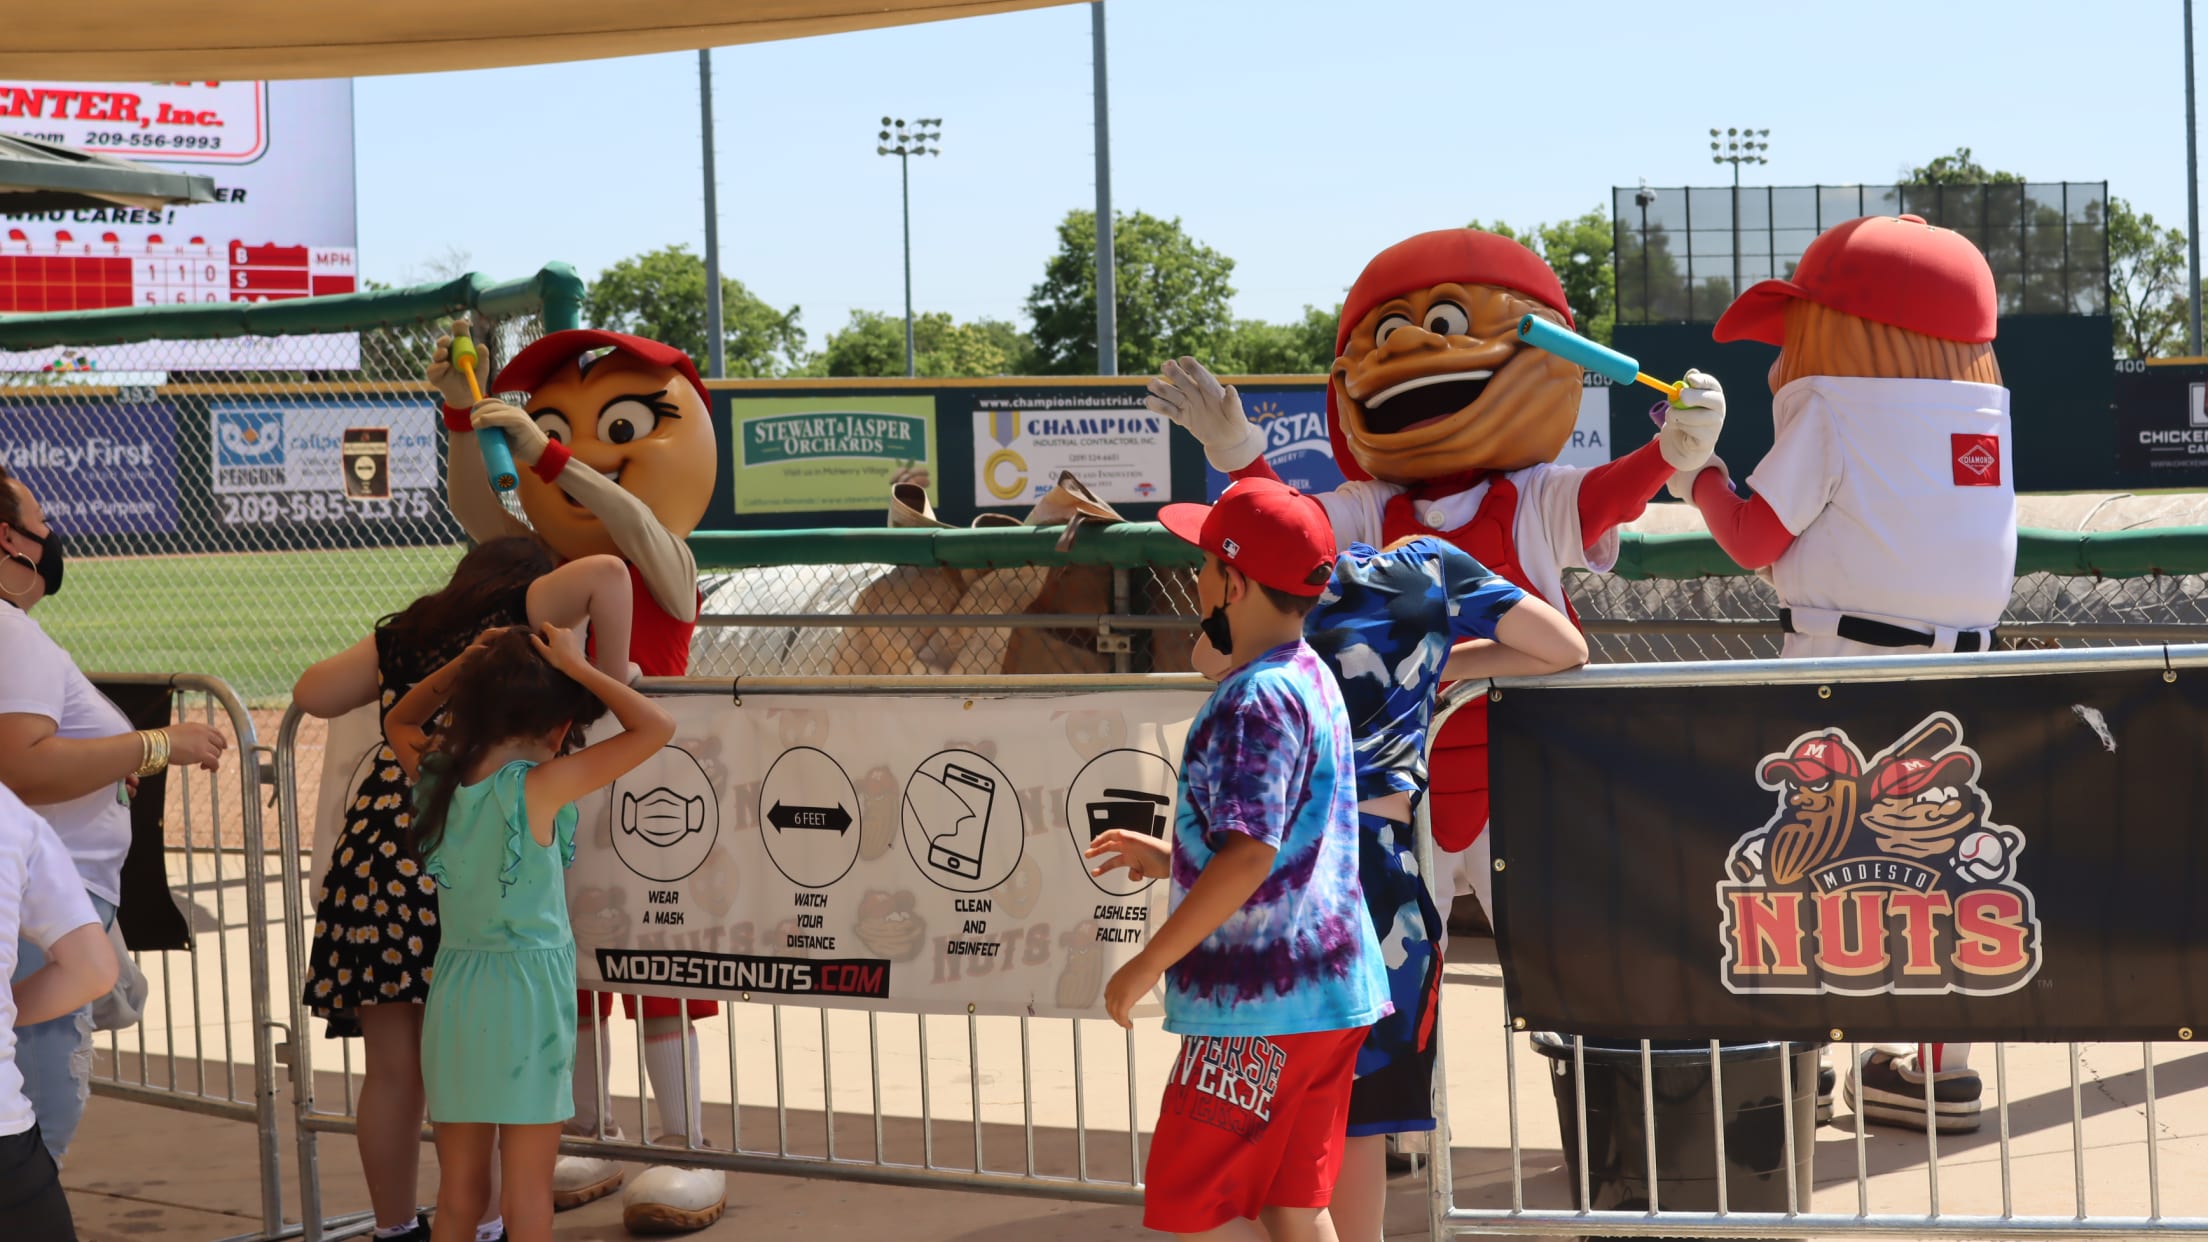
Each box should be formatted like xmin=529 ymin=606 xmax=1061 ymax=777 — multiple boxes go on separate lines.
xmin=760 ymin=747 xmax=863 ymax=890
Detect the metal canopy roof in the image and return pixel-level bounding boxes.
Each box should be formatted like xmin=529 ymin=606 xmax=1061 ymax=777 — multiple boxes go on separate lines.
xmin=0 ymin=132 xmax=218 ymax=212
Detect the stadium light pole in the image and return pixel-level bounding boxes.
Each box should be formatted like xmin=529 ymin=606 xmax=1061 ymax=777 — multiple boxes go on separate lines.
xmin=699 ymin=50 xmax=726 ymax=379
xmin=1711 ymin=127 xmax=1769 ymax=300
xmin=2188 ymin=0 xmax=2202 ymax=356
xmin=878 ymin=117 xmax=942 ymax=378
xmin=1092 ymin=1 xmax=1117 ymax=376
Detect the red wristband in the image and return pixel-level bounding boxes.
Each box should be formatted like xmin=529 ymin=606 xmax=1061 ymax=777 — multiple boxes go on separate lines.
xmin=441 ymin=404 xmax=474 ymax=433
xmin=533 ymin=439 xmax=572 ymax=483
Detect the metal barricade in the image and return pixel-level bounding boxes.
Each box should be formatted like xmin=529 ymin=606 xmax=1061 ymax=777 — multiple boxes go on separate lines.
xmin=1423 ymin=644 xmax=2208 ymax=1239
xmin=273 ymin=676 xmax=1186 ymax=1242
xmin=86 ymin=672 xmax=287 ymax=1241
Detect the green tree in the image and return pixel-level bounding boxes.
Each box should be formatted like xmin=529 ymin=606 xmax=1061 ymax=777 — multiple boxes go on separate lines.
xmin=584 ymin=244 xmax=808 ymax=377
xmin=1903 ymin=147 xmax=2024 ymax=185
xmin=1217 ymin=304 xmax=1339 ymax=374
xmin=1468 ymin=208 xmax=1616 ymax=343
xmin=809 ymin=309 xmax=1031 ymax=377
xmin=1025 ymin=209 xmax=1239 ymax=374
xmin=2110 ymin=198 xmax=2190 ymax=359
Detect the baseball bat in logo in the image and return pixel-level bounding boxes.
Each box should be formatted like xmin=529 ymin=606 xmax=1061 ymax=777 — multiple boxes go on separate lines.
xmin=1717 ymin=711 xmax=2041 ymax=998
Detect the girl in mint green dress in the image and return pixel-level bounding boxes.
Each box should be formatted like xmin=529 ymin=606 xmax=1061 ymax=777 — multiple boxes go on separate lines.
xmin=389 ymin=622 xmax=674 ymax=1242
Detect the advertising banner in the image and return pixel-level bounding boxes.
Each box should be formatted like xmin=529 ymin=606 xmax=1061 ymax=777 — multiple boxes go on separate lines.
xmin=1203 ymin=386 xmax=1340 ymax=500
xmin=972 ymin=392 xmax=1172 ymax=509
xmin=309 ymin=689 xmax=1205 ymax=1020
xmin=1562 ymin=374 xmax=1619 ymax=469
xmin=0 ymin=402 xmax=178 ymax=533
xmin=207 ymin=400 xmax=440 ymax=530
xmin=730 ymin=395 xmax=936 ymax=516
xmin=2114 ymin=362 xmax=2208 ymax=486
xmin=568 ymin=692 xmax=1197 ymax=1018
xmin=1488 ymin=666 xmax=2205 ymax=1042
xmin=0 ymin=78 xmax=359 ymax=372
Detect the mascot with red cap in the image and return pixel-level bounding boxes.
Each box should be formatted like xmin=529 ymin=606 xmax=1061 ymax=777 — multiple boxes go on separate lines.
xmin=1681 ymin=215 xmax=2013 ymax=1134
xmin=430 ymin=325 xmax=727 ymax=1232
xmin=1147 ymin=229 xmax=1727 ymax=920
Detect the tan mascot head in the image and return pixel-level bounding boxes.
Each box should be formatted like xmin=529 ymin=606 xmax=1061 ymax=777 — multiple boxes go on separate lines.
xmin=491 ymin=329 xmax=719 ymax=562
xmin=1327 ymin=229 xmax=1584 ymax=485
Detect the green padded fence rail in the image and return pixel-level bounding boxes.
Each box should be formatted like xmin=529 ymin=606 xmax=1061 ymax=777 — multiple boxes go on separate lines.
xmin=0 ymin=262 xmax=586 ymax=349
xmin=693 ymin=523 xmax=2208 ymax=581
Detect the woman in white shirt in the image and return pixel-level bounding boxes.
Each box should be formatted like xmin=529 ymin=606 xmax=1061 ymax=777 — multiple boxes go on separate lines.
xmin=0 ymin=782 xmax=120 ymax=1241
xmin=0 ymin=464 xmax=227 ymax=1164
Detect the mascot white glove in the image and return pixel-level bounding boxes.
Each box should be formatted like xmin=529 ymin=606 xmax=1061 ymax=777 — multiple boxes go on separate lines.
xmin=1144 ymin=357 xmax=1269 ymax=474
xmin=468 ymin=399 xmax=551 ymax=467
xmin=1667 ymin=456 xmax=1727 ymax=504
xmin=1658 ymin=367 xmax=1725 ymax=473
xmin=425 ymin=319 xmax=492 ymax=412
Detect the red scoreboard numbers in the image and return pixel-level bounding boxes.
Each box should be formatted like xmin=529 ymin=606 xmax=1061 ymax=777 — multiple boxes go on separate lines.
xmin=0 ymin=230 xmax=356 ymax=313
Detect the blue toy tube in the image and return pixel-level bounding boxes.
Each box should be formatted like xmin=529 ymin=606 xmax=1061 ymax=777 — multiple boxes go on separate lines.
xmin=1516 ymin=314 xmax=1683 ymax=399
xmin=476 ymin=429 xmax=519 ymax=494
xmin=449 ymin=334 xmax=518 ymax=493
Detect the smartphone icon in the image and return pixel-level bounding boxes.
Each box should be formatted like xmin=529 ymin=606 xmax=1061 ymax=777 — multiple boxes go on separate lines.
xmin=926 ymin=762 xmax=996 ymax=876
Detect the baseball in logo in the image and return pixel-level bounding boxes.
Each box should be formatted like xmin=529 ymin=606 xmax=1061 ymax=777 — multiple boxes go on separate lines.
xmin=1717 ymin=711 xmax=2040 ymax=996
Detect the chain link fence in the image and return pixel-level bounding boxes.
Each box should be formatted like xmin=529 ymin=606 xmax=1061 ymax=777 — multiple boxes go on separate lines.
xmin=0 ymin=265 xmax=581 ymax=707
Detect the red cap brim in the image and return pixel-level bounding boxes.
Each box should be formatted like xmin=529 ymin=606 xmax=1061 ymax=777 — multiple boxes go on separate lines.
xmin=1157 ymin=502 xmax=1212 ymax=553
xmin=1761 ymin=758 xmax=1836 ymax=786
xmin=1712 ymin=279 xmax=1808 ymax=346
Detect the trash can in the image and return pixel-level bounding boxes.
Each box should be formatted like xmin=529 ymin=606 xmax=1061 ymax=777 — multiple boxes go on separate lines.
xmin=1530 ymin=1034 xmax=1817 ymax=1242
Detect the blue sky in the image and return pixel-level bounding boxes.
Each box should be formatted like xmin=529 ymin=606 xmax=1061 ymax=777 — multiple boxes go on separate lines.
xmin=357 ymin=0 xmax=2199 ymax=347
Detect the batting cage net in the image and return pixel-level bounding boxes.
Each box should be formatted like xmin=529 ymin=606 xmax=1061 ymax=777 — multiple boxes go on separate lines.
xmin=0 ymin=264 xmax=580 ymax=704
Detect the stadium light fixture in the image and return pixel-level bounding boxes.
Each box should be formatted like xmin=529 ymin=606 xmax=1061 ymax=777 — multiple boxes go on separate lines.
xmin=1710 ymin=127 xmax=1771 ymax=300
xmin=877 ymin=116 xmax=945 ymax=377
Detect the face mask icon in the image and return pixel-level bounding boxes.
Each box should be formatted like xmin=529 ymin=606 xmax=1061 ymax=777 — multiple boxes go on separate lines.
xmin=622 ymin=787 xmax=706 ymax=847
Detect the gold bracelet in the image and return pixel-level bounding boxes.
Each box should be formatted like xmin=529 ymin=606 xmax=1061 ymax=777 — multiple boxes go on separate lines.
xmin=133 ymin=729 xmax=171 ymax=778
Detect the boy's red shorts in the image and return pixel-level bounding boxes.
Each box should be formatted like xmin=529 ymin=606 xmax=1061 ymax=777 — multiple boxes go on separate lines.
xmin=1142 ymin=1025 xmax=1368 ymax=1235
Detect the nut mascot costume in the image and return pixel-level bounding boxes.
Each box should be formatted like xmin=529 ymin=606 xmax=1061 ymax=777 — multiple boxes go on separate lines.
xmin=1679 ymin=214 xmax=2013 ymax=1134
xmin=1149 ymin=228 xmax=1726 ymax=914
xmin=432 ymin=328 xmax=728 ymax=1231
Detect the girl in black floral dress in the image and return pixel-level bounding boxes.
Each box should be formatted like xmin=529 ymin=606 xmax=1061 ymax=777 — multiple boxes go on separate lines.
xmin=292 ymin=536 xmax=640 ymax=1242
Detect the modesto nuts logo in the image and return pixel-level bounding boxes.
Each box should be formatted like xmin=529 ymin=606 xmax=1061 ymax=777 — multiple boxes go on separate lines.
xmin=1717 ymin=712 xmax=2041 ymax=997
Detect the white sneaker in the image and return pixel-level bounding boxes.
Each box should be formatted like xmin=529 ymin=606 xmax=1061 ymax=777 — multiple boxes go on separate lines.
xmin=619 ymin=1136 xmax=727 ymax=1234
xmin=553 ymin=1124 xmax=627 ymax=1210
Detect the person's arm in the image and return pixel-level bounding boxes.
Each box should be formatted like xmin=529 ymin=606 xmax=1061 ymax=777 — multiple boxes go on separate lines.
xmin=14 ymin=924 xmax=116 ymax=1026
xmin=1574 ymin=369 xmax=1727 ymax=547
xmin=1441 ymin=598 xmax=1589 ymax=681
xmin=0 ymin=715 xmax=226 ymax=805
xmin=1690 ymin=467 xmax=1795 ymax=569
xmin=1103 ymin=833 xmax=1276 ymax=1027
xmin=526 ymin=555 xmax=639 ymax=683
xmin=11 ymin=818 xmax=116 ymax=1025
xmin=385 ymin=634 xmax=500 ymax=783
xmin=292 ymin=636 xmax=380 ymax=719
xmin=427 ymin=326 xmax=533 ymax=545
xmin=521 ymin=623 xmax=676 ymax=846
xmin=545 ymin=467 xmax=700 ymax=622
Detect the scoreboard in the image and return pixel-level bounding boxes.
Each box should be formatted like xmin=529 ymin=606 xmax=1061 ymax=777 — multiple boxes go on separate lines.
xmin=0 ymin=229 xmax=357 ymax=313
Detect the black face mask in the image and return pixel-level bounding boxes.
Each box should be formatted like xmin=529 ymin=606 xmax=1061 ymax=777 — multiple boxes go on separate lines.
xmin=6 ymin=525 xmax=63 ymax=597
xmin=1199 ymin=604 xmax=1235 ymax=658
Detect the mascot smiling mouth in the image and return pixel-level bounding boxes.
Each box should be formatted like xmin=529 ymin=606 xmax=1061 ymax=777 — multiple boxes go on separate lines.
xmin=1358 ymin=368 xmax=1497 ymax=436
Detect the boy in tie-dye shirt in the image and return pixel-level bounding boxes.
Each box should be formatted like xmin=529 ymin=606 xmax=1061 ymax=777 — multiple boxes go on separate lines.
xmin=1089 ymin=478 xmax=1387 ymax=1239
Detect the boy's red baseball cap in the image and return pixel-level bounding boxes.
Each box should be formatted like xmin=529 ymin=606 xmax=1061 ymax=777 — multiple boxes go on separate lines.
xmin=1714 ymin=214 xmax=1998 ymax=346
xmin=492 ymin=329 xmax=712 ymax=406
xmin=1159 ymin=478 xmax=1337 ymax=596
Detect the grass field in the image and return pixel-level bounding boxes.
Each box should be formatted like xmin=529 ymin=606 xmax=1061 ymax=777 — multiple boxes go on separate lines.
xmin=37 ymin=546 xmax=465 ymax=706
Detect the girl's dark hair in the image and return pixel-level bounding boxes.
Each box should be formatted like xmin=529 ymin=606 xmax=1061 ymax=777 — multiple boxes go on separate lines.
xmin=408 ymin=627 xmax=609 ymax=860
xmin=378 ymin=536 xmax=555 ymax=653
